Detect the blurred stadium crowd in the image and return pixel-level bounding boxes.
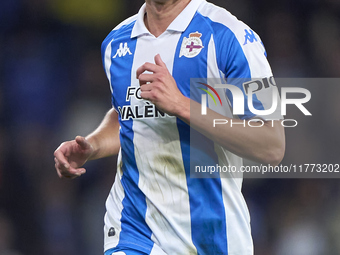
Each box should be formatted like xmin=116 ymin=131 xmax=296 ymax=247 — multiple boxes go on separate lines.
xmin=1 ymin=0 xmax=340 ymax=254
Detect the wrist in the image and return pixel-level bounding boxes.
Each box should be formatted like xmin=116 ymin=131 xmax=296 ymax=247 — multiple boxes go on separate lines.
xmin=85 ymin=135 xmax=99 ymax=160
xmin=173 ymin=96 xmax=190 ymax=122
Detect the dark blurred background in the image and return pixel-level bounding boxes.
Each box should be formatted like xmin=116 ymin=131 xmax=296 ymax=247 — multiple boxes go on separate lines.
xmin=1 ymin=0 xmax=340 ymax=254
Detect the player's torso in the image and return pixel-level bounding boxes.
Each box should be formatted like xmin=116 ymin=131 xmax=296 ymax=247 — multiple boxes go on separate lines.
xmin=102 ymin=6 xmax=254 ymax=254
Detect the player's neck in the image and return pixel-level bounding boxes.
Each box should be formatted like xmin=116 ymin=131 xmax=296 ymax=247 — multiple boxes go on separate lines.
xmin=144 ymin=0 xmax=191 ymax=37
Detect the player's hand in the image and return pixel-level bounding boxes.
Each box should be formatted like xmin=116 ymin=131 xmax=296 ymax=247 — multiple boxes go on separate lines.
xmin=136 ymin=54 xmax=187 ymax=116
xmin=54 ymin=136 xmax=94 ymax=179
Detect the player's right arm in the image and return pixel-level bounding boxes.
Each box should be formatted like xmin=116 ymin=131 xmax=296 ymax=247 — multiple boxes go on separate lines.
xmin=54 ymin=108 xmax=120 ymax=179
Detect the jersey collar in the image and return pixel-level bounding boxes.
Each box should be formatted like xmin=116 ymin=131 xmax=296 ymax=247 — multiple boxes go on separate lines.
xmin=131 ymin=0 xmax=205 ymax=38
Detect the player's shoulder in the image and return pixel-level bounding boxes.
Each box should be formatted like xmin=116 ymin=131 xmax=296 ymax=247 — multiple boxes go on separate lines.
xmin=101 ymin=14 xmax=138 ymax=52
xmin=197 ymin=1 xmax=257 ymax=43
xmin=197 ymin=1 xmax=271 ymax=77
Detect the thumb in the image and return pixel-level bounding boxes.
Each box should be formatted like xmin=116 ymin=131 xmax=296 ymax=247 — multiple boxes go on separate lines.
xmin=75 ymin=136 xmax=91 ymax=150
xmin=154 ymin=54 xmax=167 ymax=68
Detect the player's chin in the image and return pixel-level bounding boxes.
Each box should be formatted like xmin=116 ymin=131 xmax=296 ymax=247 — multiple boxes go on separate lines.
xmin=152 ymin=0 xmax=173 ymax=4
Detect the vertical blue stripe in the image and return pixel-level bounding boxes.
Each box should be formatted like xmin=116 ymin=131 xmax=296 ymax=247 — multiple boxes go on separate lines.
xmin=209 ymin=21 xmax=265 ymax=120
xmin=108 ymin=24 xmax=154 ymax=253
xmin=172 ymin=14 xmax=228 ymax=254
xmin=224 ymin=38 xmax=265 ymax=119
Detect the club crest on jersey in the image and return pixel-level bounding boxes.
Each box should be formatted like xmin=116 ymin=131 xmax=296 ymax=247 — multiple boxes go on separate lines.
xmin=179 ymin=32 xmax=204 ymax=58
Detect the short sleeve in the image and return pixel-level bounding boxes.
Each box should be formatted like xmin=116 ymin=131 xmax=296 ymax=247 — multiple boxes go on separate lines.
xmin=218 ymin=26 xmax=282 ymax=120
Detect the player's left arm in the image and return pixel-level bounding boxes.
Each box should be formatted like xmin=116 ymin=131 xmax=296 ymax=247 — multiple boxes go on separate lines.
xmin=137 ymin=54 xmax=285 ymax=166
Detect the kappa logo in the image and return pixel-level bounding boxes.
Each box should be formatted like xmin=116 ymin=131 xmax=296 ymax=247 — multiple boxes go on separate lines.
xmin=243 ymin=29 xmax=258 ymax=45
xmin=113 ymin=42 xmax=132 ymax=59
xmin=180 ymin=31 xmax=204 ymax=58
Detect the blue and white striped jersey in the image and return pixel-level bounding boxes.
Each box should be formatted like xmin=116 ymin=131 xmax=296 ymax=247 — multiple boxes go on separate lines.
xmin=101 ymin=0 xmax=278 ymax=254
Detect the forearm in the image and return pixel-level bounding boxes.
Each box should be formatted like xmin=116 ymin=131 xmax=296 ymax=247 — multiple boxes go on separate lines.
xmin=174 ymin=97 xmax=285 ymax=166
xmin=86 ymin=108 xmax=121 ymax=160
xmin=136 ymin=54 xmax=285 ymax=165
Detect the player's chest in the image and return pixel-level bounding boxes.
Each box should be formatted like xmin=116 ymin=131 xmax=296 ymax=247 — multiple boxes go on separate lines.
xmin=109 ymin=29 xmax=213 ymax=110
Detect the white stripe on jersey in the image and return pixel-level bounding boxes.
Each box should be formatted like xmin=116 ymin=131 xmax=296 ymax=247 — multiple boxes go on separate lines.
xmin=104 ymin=39 xmax=114 ymax=93
xmin=104 ymin=152 xmax=125 ymax=250
xmin=130 ymin=32 xmax=197 ymax=253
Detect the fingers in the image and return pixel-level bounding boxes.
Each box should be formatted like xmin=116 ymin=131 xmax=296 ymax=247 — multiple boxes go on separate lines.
xmin=140 ymin=91 xmax=153 ymax=101
xmin=54 ymin=140 xmax=87 ymax=179
xmin=154 ymin=54 xmax=167 ymax=68
xmin=140 ymin=82 xmax=153 ymax=92
xmin=137 ymin=55 xmax=168 ymax=89
xmin=136 ymin=54 xmax=167 ymax=78
xmin=54 ymin=157 xmax=86 ymax=179
xmin=53 ymin=145 xmax=69 ymax=169
xmin=136 ymin=62 xmax=160 ymax=79
xmin=139 ymin=82 xmax=154 ymax=101
xmin=138 ymin=73 xmax=156 ymax=87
